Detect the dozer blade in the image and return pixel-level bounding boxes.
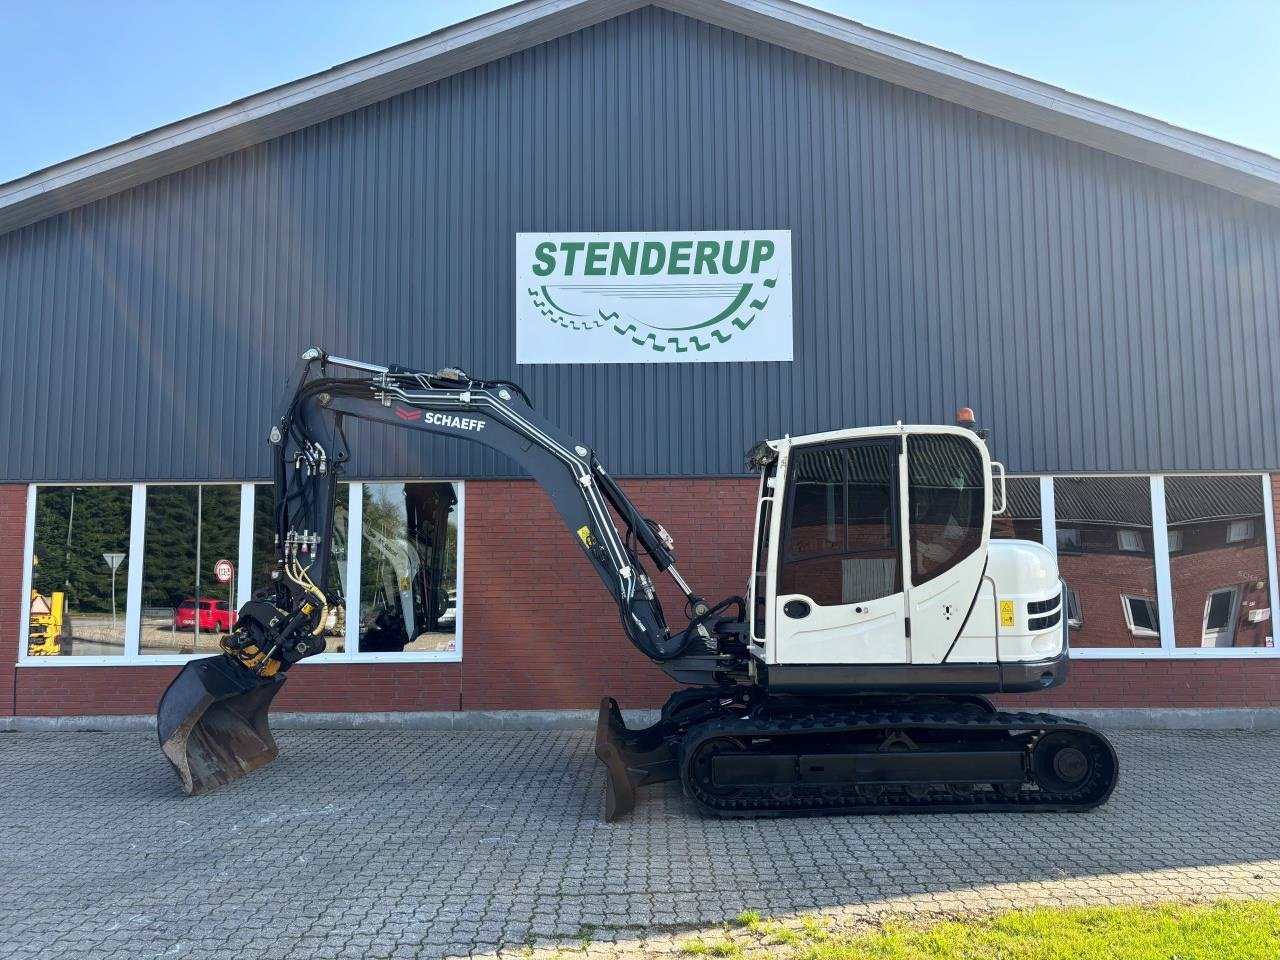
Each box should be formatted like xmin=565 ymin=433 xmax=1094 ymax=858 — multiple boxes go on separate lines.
xmin=593 ymin=697 xmax=677 ymax=822
xmin=157 ymin=655 xmax=286 ymax=796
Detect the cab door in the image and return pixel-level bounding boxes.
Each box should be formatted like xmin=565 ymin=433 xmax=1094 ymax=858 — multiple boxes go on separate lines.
xmin=903 ymin=431 xmax=991 ymax=663
xmin=771 ymin=439 xmax=908 ymax=665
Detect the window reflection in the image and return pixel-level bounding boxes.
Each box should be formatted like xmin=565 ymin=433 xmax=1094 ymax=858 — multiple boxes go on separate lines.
xmin=780 ymin=443 xmax=900 ymax=606
xmin=28 ymin=486 xmax=132 ymax=657
xmin=1053 ymin=476 xmax=1160 ymax=648
xmin=907 ymin=434 xmax=985 ymax=585
xmin=140 ymin=485 xmax=240 ymax=655
xmin=1167 ymin=475 xmax=1272 ymax=648
xmin=358 ymin=482 xmax=459 ymax=653
xmin=991 ymin=477 xmax=1042 ymax=542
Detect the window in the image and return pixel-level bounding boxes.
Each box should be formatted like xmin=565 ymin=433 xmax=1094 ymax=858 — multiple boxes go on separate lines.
xmin=907 ymin=434 xmax=985 ymax=585
xmin=1167 ymin=475 xmax=1271 ymax=649
xmin=1201 ymin=587 xmax=1240 ymax=647
xmin=1054 ymin=476 xmax=1159 ymax=648
xmin=1122 ymin=595 xmax=1159 ymax=638
xmin=357 ymin=482 xmax=459 ymax=654
xmin=991 ymin=476 xmax=1042 ymax=542
xmin=1117 ymin=529 xmax=1144 ymax=552
xmin=1227 ymin=519 xmax=1255 ymax=543
xmin=1056 ymin=528 xmax=1083 ymax=554
xmin=23 ymin=480 xmax=464 ymax=664
xmin=780 ymin=442 xmax=899 ymax=606
xmin=28 ymin=486 xmax=133 ymax=658
xmin=1167 ymin=529 xmax=1184 ymax=553
xmin=140 ymin=485 xmax=240 ymax=656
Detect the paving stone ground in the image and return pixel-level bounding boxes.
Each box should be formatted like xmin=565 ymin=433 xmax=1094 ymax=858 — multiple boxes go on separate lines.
xmin=1 ymin=727 xmax=1279 ymax=958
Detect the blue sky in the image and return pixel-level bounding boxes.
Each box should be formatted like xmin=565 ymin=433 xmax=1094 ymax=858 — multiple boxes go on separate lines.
xmin=3 ymin=0 xmax=1277 ymax=185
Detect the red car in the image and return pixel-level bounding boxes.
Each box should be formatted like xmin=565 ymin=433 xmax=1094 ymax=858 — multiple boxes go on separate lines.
xmin=174 ymin=598 xmax=234 ymax=632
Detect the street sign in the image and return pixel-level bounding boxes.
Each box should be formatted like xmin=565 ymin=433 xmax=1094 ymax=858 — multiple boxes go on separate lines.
xmin=102 ymin=553 xmax=125 ymax=626
xmin=214 ymin=559 xmax=234 ymax=584
xmin=30 ymin=595 xmax=51 ymax=616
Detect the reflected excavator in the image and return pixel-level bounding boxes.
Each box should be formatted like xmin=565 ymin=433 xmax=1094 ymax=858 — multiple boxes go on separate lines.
xmin=157 ymin=348 xmax=1118 ymax=818
xmin=28 ymin=556 xmax=69 ymax=657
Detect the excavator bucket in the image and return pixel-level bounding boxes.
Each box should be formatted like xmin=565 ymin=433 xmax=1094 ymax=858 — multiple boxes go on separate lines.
xmin=157 ymin=655 xmax=286 ymax=796
xmin=593 ymin=698 xmax=677 ymax=821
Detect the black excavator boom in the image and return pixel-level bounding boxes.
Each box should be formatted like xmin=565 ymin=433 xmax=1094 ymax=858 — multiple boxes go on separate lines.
xmin=157 ymin=349 xmax=740 ymax=796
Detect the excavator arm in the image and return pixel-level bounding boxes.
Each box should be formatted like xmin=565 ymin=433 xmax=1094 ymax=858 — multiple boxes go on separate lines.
xmin=157 ymin=348 xmax=744 ymax=795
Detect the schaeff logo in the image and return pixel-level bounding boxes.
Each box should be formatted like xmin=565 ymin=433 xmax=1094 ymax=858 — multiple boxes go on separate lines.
xmin=516 ymin=230 xmax=793 ymax=365
xmin=395 ymin=406 xmax=487 ymax=432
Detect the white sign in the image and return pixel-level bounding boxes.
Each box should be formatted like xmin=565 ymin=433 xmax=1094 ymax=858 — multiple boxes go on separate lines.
xmin=102 ymin=552 xmax=125 ymax=572
xmin=516 ymin=231 xmax=793 ymax=364
xmin=214 ymin=559 xmax=234 ymax=584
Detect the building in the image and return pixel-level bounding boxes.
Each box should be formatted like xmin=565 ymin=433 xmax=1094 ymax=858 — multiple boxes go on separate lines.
xmin=2 ymin=0 xmax=1279 ymax=721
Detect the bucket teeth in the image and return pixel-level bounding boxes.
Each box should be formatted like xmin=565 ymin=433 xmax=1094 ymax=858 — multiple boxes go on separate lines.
xmin=157 ymin=655 xmax=286 ymax=796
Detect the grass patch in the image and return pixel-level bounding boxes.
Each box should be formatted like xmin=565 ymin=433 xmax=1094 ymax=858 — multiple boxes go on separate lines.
xmin=736 ymin=910 xmax=762 ymax=930
xmin=680 ymin=937 xmax=742 ymax=957
xmin=794 ymin=901 xmax=1280 ymax=960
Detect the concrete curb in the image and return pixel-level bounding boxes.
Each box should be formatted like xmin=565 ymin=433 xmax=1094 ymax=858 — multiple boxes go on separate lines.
xmin=0 ymin=708 xmax=662 ymax=734
xmin=5 ymin=707 xmax=1280 ymax=734
xmin=1064 ymin=708 xmax=1280 ymax=731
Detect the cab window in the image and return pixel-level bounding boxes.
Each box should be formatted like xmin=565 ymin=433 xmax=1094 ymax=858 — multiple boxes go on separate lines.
xmin=907 ymin=434 xmax=985 ymax=585
xmin=780 ymin=441 xmax=900 ymax=606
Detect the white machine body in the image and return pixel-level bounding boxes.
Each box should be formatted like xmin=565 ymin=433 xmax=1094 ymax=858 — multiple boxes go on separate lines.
xmin=747 ymin=423 xmax=1068 ymax=693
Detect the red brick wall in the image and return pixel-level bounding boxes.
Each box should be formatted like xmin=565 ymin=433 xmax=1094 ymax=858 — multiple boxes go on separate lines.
xmin=8 ymin=664 xmax=462 ymax=716
xmin=461 ymin=478 xmax=758 ymax=711
xmin=998 ymin=658 xmax=1280 ymax=710
xmin=3 ymin=477 xmax=1280 ymax=716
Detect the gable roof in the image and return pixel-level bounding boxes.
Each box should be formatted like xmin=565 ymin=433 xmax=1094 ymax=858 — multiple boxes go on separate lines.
xmin=4 ymin=0 xmax=1280 ymax=237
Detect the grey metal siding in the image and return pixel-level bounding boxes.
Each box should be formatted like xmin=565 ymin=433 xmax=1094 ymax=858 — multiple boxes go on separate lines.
xmin=2 ymin=6 xmax=1279 ymax=482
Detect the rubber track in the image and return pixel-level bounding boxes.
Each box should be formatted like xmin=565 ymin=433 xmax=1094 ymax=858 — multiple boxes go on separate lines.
xmin=679 ymin=708 xmax=1119 ymax=818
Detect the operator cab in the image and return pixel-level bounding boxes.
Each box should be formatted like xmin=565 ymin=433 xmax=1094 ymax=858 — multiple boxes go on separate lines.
xmin=746 ymin=419 xmax=1068 ymax=694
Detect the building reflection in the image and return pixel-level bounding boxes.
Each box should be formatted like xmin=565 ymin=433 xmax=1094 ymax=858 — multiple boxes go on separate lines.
xmin=1167 ymin=476 xmax=1271 ymax=649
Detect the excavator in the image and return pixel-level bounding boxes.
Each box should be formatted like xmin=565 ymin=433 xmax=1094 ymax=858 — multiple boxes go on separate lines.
xmin=157 ymin=348 xmax=1118 ymax=819
xmin=28 ymin=555 xmax=69 ymax=657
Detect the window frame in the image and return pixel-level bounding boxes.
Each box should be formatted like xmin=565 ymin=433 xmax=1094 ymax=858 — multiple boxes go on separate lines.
xmin=1055 ymin=527 xmax=1084 ymax=555
xmin=16 ymin=472 xmax=1280 ymax=664
xmin=1200 ymin=585 xmax=1241 ymax=647
xmin=1226 ymin=518 xmax=1255 ymax=544
xmin=1028 ymin=473 xmax=1280 ymax=659
xmin=1116 ymin=529 xmax=1144 ymax=553
xmin=18 ymin=480 xmax=465 ymax=667
xmin=1120 ymin=594 xmax=1160 ymax=639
